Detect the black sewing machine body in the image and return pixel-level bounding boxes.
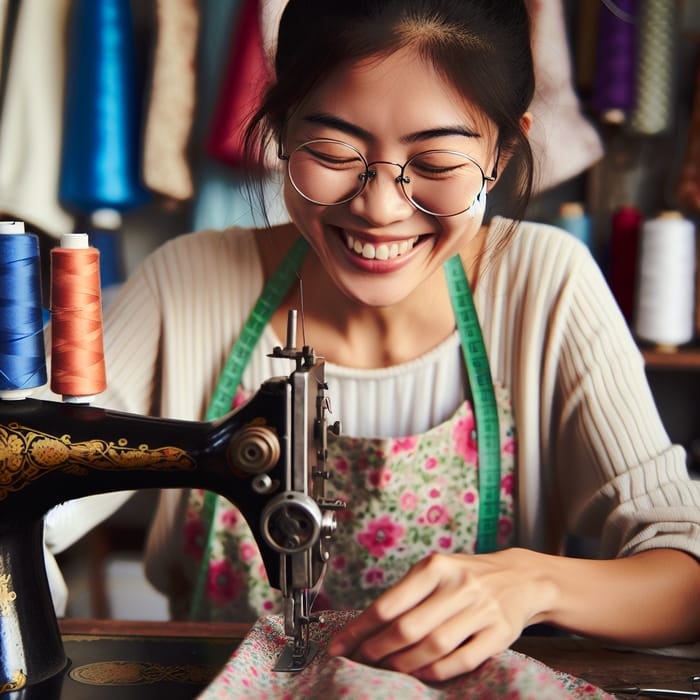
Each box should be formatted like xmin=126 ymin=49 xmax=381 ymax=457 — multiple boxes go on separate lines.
xmin=0 ymin=347 xmax=341 ymax=694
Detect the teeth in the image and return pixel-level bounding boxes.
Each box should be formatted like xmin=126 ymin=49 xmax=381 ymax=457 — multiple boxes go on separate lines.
xmin=345 ymin=234 xmax=418 ymax=260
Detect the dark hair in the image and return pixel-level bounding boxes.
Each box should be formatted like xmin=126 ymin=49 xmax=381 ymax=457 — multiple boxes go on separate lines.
xmin=244 ymin=0 xmax=534 ymax=224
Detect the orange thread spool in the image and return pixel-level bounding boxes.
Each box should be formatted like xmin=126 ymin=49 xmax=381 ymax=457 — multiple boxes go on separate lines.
xmin=50 ymin=233 xmax=106 ymax=400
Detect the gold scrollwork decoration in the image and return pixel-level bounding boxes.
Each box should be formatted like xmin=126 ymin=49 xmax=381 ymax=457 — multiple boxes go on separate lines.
xmin=69 ymin=661 xmax=219 ymax=686
xmin=0 ymin=574 xmax=17 ymax=614
xmin=0 ymin=423 xmax=196 ymax=501
xmin=0 ymin=670 xmax=27 ymax=694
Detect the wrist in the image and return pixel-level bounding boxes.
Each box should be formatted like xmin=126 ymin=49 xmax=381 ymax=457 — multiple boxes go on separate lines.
xmin=497 ymin=547 xmax=561 ymax=627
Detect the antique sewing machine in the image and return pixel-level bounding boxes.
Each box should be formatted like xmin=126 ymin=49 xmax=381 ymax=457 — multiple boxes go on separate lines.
xmin=0 ymin=236 xmax=343 ymax=694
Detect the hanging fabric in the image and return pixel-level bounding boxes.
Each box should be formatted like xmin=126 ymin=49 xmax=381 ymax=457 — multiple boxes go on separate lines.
xmin=192 ymin=0 xmax=287 ymax=232
xmin=629 ymin=0 xmax=678 ymax=136
xmin=59 ymin=0 xmax=149 ymax=214
xmin=524 ymin=0 xmax=603 ymax=192
xmin=675 ymin=59 xmax=700 ymax=213
xmin=206 ymin=0 xmax=272 ymax=170
xmin=142 ymin=0 xmax=199 ymax=202
xmin=590 ymin=0 xmax=637 ymax=125
xmin=0 ymin=0 xmax=74 ymax=237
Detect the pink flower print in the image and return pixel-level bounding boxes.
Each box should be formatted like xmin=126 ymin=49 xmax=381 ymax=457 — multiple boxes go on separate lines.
xmin=207 ymin=559 xmax=243 ymax=604
xmin=221 ymin=508 xmax=239 ymax=528
xmin=426 ymin=504 xmax=448 ymax=525
xmin=183 ymin=517 xmax=205 ymax=559
xmin=463 ymin=489 xmax=477 ymax=505
xmin=498 ymin=517 xmax=513 ymax=544
xmin=429 ymin=487 xmax=441 ymax=498
xmin=334 ymin=457 xmax=349 ymax=475
xmin=239 ymin=541 xmax=257 ymax=562
xmin=452 ymin=412 xmax=477 ymax=463
xmin=424 ymin=456 xmax=438 ymax=470
xmin=363 ymin=567 xmax=385 ymax=586
xmin=400 ymin=491 xmax=418 ymax=511
xmin=231 ymin=386 xmax=252 ymax=410
xmin=357 ymin=515 xmax=405 ymax=558
xmin=391 ymin=436 xmax=417 ymax=454
xmin=369 ymin=467 xmax=393 ymax=488
xmin=501 ymin=473 xmax=514 ymax=496
xmin=502 ymin=436 xmax=515 ymax=454
xmin=438 ymin=535 xmax=452 ymax=549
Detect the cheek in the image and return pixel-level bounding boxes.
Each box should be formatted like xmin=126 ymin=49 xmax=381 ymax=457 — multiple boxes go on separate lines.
xmin=283 ymin=184 xmax=331 ymax=242
xmin=284 ymin=184 xmax=312 ymax=228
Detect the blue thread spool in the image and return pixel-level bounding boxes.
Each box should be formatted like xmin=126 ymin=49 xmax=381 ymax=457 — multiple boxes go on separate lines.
xmin=0 ymin=221 xmax=47 ymax=398
xmin=59 ymin=0 xmax=149 ymax=213
xmin=554 ymin=202 xmax=592 ymax=249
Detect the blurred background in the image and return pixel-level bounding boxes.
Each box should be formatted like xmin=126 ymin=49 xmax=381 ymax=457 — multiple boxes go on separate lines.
xmin=0 ymin=0 xmax=698 ymax=621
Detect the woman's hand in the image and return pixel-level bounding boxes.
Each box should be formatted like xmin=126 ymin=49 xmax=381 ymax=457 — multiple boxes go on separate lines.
xmin=327 ymin=547 xmax=555 ymax=682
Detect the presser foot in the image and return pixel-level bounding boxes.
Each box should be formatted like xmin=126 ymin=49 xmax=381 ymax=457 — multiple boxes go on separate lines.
xmin=273 ymin=639 xmax=320 ymax=672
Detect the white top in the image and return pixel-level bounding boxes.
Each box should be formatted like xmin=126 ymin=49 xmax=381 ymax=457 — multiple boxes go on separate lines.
xmin=43 ymin=217 xmax=700 ymax=625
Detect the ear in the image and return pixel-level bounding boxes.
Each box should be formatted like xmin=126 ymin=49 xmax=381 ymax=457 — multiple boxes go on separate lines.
xmin=486 ymin=112 xmax=532 ymax=191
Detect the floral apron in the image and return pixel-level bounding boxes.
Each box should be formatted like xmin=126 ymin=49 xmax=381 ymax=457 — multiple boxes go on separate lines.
xmin=181 ymin=240 xmax=516 ymax=621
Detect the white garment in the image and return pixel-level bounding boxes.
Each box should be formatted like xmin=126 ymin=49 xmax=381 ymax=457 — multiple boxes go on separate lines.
xmin=0 ymin=0 xmax=74 ymax=237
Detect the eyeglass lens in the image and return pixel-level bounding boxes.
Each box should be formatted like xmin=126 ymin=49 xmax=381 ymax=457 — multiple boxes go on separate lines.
xmin=287 ymin=140 xmax=485 ymax=216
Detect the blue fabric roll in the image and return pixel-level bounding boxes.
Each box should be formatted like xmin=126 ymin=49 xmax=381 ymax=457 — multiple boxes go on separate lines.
xmin=59 ymin=0 xmax=149 ymax=213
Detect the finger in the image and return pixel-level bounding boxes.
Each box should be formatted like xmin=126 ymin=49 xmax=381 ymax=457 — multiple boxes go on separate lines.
xmin=355 ymin=582 xmax=483 ymax=665
xmin=355 ymin=590 xmax=477 ymax=669
xmin=370 ymin=589 xmax=502 ymax=674
xmin=377 ymin=605 xmax=487 ymax=674
xmin=328 ymin=560 xmax=446 ymax=657
xmin=414 ymin=624 xmax=516 ymax=683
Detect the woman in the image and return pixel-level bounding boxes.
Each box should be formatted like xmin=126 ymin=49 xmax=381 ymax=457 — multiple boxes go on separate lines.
xmin=49 ymin=0 xmax=700 ymax=682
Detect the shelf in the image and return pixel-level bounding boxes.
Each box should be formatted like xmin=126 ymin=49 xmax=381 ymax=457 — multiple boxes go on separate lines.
xmin=641 ymin=345 xmax=700 ymax=370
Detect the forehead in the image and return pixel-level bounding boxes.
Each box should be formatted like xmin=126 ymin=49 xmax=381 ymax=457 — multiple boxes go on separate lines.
xmin=288 ymin=48 xmax=494 ymax=142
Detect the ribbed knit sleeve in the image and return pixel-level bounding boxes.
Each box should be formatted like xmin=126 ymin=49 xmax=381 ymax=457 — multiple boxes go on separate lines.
xmin=477 ymin=219 xmax=700 ymax=559
xmin=98 ymin=227 xmax=268 ymax=420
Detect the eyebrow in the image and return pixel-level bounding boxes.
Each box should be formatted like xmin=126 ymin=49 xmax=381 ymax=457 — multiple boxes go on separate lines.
xmin=302 ymin=112 xmax=481 ymax=143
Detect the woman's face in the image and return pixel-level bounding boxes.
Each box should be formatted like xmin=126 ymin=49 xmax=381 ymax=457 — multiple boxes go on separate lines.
xmin=282 ymin=47 xmax=500 ymax=308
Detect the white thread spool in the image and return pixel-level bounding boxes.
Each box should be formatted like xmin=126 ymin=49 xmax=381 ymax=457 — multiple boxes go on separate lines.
xmin=633 ymin=211 xmax=697 ymax=351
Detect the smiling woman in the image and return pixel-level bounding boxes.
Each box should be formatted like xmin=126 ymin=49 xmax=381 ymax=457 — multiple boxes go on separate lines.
xmin=43 ymin=0 xmax=700 ymax=687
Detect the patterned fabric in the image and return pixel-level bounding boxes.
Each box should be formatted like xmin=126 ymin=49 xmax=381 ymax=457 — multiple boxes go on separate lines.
xmin=196 ymin=610 xmax=615 ymax=699
xmin=142 ymin=0 xmax=199 ymax=200
xmin=183 ymin=384 xmax=515 ymax=621
xmin=630 ymin=0 xmax=677 ymax=135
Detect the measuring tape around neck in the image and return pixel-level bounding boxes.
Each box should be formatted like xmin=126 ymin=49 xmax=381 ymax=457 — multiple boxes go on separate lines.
xmin=444 ymin=254 xmax=501 ymax=554
xmin=190 ymin=241 xmax=500 ymax=618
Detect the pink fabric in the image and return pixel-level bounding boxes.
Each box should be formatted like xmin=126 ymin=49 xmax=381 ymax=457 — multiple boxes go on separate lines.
xmin=197 ymin=611 xmax=614 ymax=699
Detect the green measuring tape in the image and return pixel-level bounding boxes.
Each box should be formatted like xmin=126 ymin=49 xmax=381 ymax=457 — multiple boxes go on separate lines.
xmin=444 ymin=255 xmax=501 ymax=554
xmin=189 ymin=241 xmax=500 ymax=618
xmin=189 ymin=237 xmax=310 ymax=619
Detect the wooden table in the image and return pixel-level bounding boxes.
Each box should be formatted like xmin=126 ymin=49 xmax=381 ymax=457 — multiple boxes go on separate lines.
xmin=13 ymin=619 xmax=690 ymax=698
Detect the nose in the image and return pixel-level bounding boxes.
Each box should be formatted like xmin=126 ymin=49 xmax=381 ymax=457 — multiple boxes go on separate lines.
xmin=348 ymin=161 xmax=415 ymax=225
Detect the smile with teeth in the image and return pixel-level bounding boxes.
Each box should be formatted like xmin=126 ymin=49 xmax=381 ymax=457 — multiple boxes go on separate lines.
xmin=343 ymin=233 xmax=420 ymax=260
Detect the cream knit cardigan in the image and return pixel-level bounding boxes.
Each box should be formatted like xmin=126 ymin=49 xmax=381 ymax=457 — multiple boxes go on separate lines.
xmin=44 ymin=217 xmax=700 ymax=626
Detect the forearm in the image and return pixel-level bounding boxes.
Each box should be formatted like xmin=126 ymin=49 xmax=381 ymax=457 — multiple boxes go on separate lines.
xmin=536 ymin=548 xmax=700 ymax=647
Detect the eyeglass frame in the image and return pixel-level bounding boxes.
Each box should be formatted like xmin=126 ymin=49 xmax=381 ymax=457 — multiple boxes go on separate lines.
xmin=277 ymin=138 xmax=500 ymax=218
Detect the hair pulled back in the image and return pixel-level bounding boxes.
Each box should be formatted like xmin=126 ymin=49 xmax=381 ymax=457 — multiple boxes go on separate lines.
xmin=245 ymin=0 xmax=535 ymax=222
